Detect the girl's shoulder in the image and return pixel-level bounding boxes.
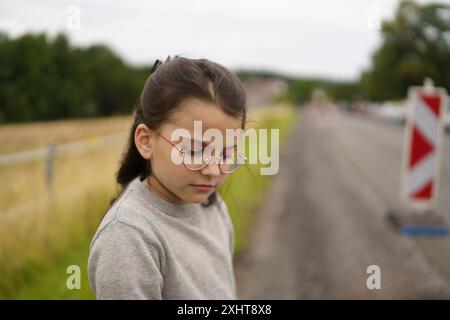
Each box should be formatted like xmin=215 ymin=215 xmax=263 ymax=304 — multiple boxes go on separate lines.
xmin=90 ymin=179 xmax=160 ymax=251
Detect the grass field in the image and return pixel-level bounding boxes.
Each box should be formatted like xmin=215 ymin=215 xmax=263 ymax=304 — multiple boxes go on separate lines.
xmin=0 ymin=116 xmax=133 ymax=155
xmin=0 ymin=104 xmax=298 ymax=299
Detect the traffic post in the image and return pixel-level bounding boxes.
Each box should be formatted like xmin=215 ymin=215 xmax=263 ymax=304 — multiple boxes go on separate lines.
xmin=387 ymin=79 xmax=448 ymax=236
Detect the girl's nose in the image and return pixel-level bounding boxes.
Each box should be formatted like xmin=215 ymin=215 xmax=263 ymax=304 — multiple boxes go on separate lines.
xmin=201 ymin=160 xmax=221 ymax=177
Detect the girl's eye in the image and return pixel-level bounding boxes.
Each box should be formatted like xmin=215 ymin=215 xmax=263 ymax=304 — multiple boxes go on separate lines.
xmin=222 ymin=150 xmax=236 ymax=161
xmin=190 ymin=150 xmax=202 ymax=156
xmin=183 ymin=148 xmax=202 ymax=156
xmin=179 ymin=144 xmax=202 ymax=155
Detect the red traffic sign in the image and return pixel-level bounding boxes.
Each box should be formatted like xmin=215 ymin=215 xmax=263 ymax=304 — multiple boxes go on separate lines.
xmin=400 ymin=81 xmax=448 ymax=210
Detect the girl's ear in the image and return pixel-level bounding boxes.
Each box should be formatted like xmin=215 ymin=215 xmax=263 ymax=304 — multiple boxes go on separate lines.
xmin=135 ymin=123 xmax=154 ymax=160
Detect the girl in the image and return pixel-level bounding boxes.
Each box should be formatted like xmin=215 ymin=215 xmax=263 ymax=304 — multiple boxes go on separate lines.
xmin=87 ymin=56 xmax=247 ymax=299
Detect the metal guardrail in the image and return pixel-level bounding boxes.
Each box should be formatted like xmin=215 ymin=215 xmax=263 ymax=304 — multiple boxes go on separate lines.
xmin=0 ymin=131 xmax=129 ymax=218
xmin=0 ymin=131 xmax=128 ymax=166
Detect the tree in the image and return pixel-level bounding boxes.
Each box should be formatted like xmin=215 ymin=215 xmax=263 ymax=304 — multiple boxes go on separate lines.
xmin=0 ymin=32 xmax=150 ymax=123
xmin=361 ymin=0 xmax=450 ymax=101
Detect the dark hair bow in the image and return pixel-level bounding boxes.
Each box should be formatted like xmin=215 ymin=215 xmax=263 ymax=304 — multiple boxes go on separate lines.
xmin=151 ymin=59 xmax=163 ymax=73
xmin=151 ymin=55 xmax=180 ymax=73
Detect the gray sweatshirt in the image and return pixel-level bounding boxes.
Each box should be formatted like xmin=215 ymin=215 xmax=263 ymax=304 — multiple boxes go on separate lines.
xmin=87 ymin=176 xmax=237 ymax=300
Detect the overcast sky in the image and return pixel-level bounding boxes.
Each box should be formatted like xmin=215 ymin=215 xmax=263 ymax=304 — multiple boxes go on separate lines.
xmin=0 ymin=0 xmax=447 ymax=80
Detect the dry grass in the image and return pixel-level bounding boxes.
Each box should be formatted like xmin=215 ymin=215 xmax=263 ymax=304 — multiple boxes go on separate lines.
xmin=0 ymin=115 xmax=132 ymax=155
xmin=0 ymin=115 xmax=132 ymax=297
xmin=0 ymin=137 xmax=126 ymax=297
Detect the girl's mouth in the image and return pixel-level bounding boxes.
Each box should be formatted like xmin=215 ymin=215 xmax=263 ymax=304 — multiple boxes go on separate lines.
xmin=190 ymin=184 xmax=216 ymax=192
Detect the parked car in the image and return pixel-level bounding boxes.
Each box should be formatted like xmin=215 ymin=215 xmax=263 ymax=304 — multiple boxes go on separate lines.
xmin=375 ymin=102 xmax=406 ymax=124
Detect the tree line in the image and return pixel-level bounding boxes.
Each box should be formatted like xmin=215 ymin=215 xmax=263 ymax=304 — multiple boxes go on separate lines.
xmin=0 ymin=32 xmax=149 ymax=123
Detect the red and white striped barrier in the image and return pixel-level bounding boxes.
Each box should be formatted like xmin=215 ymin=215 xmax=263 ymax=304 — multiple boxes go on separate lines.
xmin=400 ymin=81 xmax=447 ymax=210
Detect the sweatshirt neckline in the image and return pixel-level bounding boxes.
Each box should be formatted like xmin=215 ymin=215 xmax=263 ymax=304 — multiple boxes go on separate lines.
xmin=132 ymin=176 xmax=201 ymax=217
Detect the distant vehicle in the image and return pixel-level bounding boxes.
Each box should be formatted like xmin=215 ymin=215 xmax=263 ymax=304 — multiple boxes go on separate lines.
xmin=373 ymin=102 xmax=406 ymax=124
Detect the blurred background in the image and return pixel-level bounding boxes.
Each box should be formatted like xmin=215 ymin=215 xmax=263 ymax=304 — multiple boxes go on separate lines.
xmin=0 ymin=0 xmax=450 ymax=299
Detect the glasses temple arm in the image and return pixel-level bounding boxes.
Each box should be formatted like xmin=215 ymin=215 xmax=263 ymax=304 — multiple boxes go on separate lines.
xmin=156 ymin=132 xmax=184 ymax=152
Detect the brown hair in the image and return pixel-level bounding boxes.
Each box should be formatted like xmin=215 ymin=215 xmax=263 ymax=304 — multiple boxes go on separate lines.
xmin=116 ymin=55 xmax=247 ymax=207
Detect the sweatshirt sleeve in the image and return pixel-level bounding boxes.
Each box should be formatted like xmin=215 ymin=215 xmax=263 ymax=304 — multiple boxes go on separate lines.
xmin=88 ymin=220 xmax=164 ymax=300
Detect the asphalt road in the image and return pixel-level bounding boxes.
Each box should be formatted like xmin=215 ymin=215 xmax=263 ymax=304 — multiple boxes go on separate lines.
xmin=234 ymin=108 xmax=450 ymax=299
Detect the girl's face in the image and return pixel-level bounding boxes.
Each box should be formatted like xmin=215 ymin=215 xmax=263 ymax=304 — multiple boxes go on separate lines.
xmin=135 ymin=98 xmax=243 ymax=205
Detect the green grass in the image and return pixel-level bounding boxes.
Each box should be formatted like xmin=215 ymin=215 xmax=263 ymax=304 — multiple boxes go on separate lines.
xmin=1 ymin=105 xmax=298 ymax=299
xmin=14 ymin=243 xmax=95 ymax=300
xmin=220 ymin=105 xmax=298 ymax=254
xmin=0 ymin=187 xmax=112 ymax=299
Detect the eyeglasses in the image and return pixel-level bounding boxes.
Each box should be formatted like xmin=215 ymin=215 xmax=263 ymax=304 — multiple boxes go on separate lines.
xmin=155 ymin=131 xmax=247 ymax=173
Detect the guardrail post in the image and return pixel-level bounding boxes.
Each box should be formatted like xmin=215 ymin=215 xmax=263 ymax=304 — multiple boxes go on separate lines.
xmin=46 ymin=143 xmax=56 ymax=193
